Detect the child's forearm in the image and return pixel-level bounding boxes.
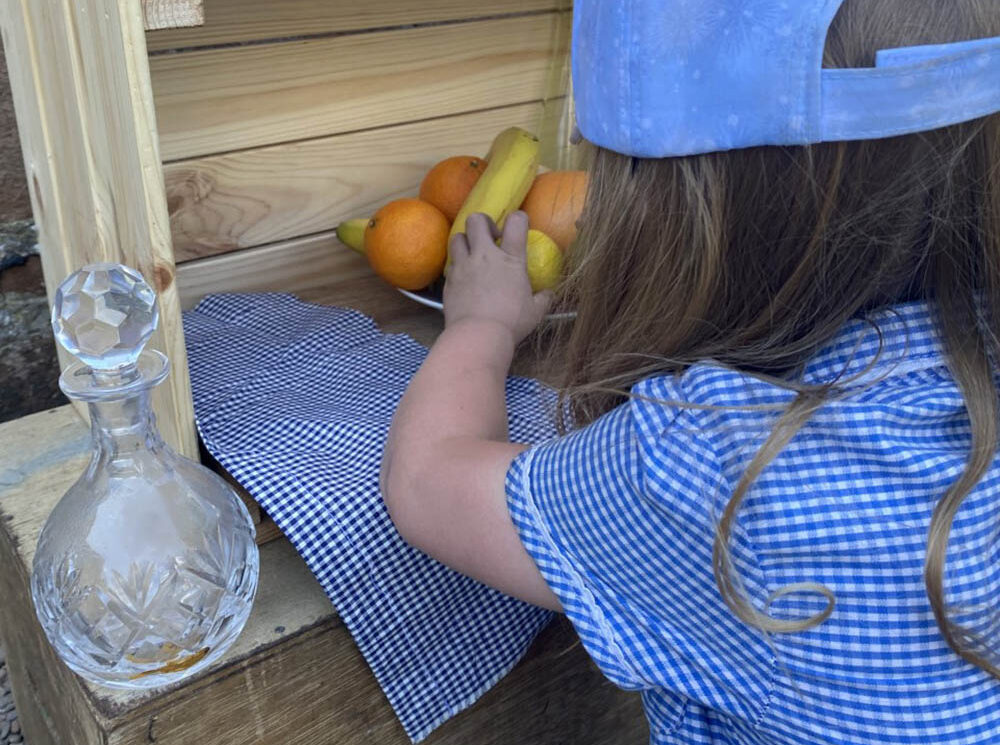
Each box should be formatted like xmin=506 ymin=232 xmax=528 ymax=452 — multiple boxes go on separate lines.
xmin=377 ymin=212 xmax=560 ymax=609
xmin=380 ymin=317 xmax=559 ymax=610
xmin=382 ymin=318 xmax=518 ymax=494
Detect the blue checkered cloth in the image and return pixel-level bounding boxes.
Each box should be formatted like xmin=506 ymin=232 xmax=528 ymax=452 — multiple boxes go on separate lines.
xmin=182 ymin=293 xmax=554 ymax=742
xmin=505 ymin=300 xmax=1000 ymax=744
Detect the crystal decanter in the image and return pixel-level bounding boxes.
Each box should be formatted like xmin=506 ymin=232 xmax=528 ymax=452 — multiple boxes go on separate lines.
xmin=30 ymin=263 xmax=259 ymax=689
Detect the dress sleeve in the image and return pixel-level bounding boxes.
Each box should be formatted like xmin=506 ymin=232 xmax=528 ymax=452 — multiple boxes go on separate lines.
xmin=505 ymin=376 xmax=775 ymax=720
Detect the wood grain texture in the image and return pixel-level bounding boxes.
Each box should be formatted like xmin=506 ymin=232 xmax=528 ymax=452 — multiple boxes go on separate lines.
xmin=0 ymin=0 xmax=197 ymax=458
xmin=252 ymin=517 xmax=284 ymax=545
xmin=165 ymin=103 xmax=545 ymax=261
xmin=150 ymin=12 xmax=570 ymax=161
xmin=142 ymin=0 xmax=203 ymax=31
xmin=176 ymin=232 xmax=445 ymax=348
xmin=145 ymin=0 xmax=568 ymax=51
xmin=105 ymin=617 xmax=646 ymax=745
xmin=0 ymin=407 xmax=646 ymax=745
xmin=176 ymin=233 xmax=363 ymax=309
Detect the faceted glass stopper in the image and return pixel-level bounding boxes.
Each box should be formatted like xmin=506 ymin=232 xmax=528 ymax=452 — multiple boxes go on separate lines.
xmin=52 ymin=263 xmax=159 ymax=371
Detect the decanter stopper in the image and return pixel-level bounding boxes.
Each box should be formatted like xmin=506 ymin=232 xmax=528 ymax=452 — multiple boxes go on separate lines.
xmin=51 ymin=263 xmax=168 ymax=398
xmin=52 ymin=262 xmax=157 ymax=370
xmin=32 ymin=262 xmax=259 ymax=690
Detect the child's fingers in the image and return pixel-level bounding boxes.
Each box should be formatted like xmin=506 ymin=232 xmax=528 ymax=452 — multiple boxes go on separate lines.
xmin=485 ymin=215 xmax=503 ymax=242
xmin=500 ymin=211 xmax=529 ymax=259
xmin=449 ymin=233 xmax=470 ymax=264
xmin=465 ymin=213 xmax=495 ymax=253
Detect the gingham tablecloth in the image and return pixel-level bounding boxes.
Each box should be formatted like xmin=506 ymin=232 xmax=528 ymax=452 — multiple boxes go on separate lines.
xmin=182 ymin=293 xmax=556 ymax=742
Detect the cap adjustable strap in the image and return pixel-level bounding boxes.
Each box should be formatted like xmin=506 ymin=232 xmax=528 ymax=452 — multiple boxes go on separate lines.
xmin=820 ymin=35 xmax=1000 ymax=143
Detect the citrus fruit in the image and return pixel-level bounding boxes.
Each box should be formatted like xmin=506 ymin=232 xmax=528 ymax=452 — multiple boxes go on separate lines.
xmin=364 ymin=199 xmax=450 ymax=290
xmin=419 ymin=155 xmax=489 ymax=222
xmin=520 ymin=170 xmax=588 ymax=252
xmin=525 ymin=229 xmax=564 ymax=292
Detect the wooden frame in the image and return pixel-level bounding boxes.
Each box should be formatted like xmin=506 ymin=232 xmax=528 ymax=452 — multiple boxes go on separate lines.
xmin=1 ymin=0 xmax=197 ymax=457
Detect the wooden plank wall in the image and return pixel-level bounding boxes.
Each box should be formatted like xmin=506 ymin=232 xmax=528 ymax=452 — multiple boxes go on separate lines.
xmin=145 ymin=0 xmax=567 ymax=51
xmin=142 ymin=0 xmax=204 ymax=30
xmin=149 ymin=0 xmax=573 ymax=289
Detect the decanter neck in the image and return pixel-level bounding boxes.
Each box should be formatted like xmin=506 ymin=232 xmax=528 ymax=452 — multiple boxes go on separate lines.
xmin=88 ymin=390 xmax=166 ymax=455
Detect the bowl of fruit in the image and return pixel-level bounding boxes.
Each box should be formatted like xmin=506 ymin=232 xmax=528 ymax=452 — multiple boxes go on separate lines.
xmin=335 ymin=126 xmax=584 ymax=321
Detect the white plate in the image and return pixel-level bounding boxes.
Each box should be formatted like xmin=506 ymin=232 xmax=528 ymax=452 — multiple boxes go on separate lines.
xmin=398 ymin=287 xmax=446 ymax=311
xmin=397 ymin=286 xmax=576 ymax=321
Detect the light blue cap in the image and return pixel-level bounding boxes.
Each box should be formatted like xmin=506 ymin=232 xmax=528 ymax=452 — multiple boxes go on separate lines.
xmin=572 ymin=0 xmax=1000 ymax=157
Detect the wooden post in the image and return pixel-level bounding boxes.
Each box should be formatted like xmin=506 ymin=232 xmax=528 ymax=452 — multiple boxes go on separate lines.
xmin=0 ymin=0 xmax=198 ymax=458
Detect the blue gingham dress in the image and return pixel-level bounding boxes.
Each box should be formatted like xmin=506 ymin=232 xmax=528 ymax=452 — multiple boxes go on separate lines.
xmin=505 ymin=300 xmax=1000 ymax=744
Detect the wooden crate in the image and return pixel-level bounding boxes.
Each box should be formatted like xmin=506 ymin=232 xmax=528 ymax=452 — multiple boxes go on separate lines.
xmin=0 ymin=2 xmax=646 ymax=744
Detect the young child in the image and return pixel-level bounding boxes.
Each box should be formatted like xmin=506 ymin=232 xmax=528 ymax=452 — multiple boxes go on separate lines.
xmin=382 ymin=0 xmax=1000 ymax=742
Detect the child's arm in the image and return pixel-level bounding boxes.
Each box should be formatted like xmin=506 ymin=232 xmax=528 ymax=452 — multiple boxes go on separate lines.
xmin=381 ymin=212 xmax=560 ymax=611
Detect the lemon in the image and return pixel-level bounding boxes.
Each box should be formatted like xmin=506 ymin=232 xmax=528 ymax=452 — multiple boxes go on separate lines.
xmin=525 ymin=229 xmax=563 ymax=292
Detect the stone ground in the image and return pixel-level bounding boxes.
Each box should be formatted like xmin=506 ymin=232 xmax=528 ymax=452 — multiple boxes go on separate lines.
xmin=0 ymin=647 xmax=25 ymax=745
xmin=0 ymin=220 xmax=65 ymax=424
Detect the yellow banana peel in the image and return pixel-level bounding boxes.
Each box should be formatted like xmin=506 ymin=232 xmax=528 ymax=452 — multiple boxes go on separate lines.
xmin=447 ymin=127 xmax=540 ymax=267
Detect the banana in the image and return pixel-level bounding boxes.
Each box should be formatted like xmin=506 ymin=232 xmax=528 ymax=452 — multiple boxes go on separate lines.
xmin=448 ymin=127 xmax=540 ymax=266
xmin=336 ymin=217 xmax=369 ymax=254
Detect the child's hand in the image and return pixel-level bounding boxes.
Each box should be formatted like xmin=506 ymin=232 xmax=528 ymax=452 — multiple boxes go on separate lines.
xmin=443 ymin=211 xmax=553 ymax=345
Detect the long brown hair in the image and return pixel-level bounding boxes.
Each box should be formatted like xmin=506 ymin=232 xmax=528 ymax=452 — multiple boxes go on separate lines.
xmin=542 ymin=0 xmax=1000 ymax=677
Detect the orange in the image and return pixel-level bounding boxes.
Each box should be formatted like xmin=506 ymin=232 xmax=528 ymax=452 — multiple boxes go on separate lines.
xmin=364 ymin=199 xmax=450 ymax=290
xmin=419 ymin=155 xmax=489 ymax=222
xmin=520 ymin=170 xmax=588 ymax=252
